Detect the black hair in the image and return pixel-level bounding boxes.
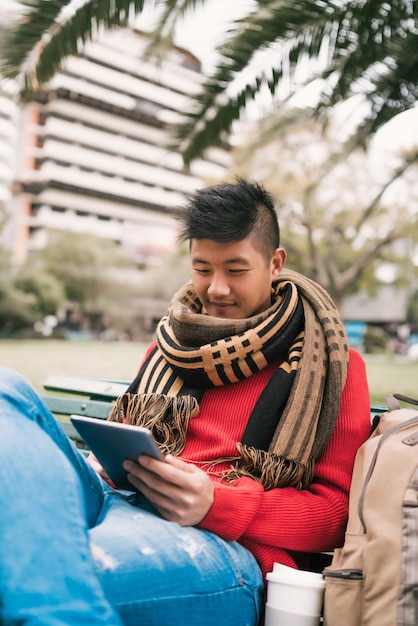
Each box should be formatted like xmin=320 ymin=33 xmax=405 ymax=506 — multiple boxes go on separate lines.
xmin=177 ymin=178 xmax=280 ymax=261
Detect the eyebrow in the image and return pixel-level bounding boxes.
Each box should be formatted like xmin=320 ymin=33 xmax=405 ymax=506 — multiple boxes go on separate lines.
xmin=192 ymin=256 xmax=251 ymax=265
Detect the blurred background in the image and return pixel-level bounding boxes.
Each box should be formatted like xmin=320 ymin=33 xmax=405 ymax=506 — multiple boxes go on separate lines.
xmin=0 ymin=0 xmax=417 ymax=403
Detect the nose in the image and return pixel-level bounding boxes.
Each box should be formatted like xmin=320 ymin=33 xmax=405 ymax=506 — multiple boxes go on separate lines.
xmin=207 ymin=273 xmax=230 ymax=297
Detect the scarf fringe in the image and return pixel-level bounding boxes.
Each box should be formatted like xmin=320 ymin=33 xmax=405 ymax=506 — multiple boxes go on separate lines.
xmin=108 ymin=392 xmax=199 ymax=456
xmin=221 ymin=444 xmax=315 ymax=491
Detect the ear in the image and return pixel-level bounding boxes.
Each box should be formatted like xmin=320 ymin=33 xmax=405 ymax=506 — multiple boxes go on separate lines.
xmin=271 ymin=248 xmax=286 ymax=279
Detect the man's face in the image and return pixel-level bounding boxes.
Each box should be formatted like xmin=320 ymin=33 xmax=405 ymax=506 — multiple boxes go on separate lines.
xmin=190 ymin=236 xmax=286 ymax=319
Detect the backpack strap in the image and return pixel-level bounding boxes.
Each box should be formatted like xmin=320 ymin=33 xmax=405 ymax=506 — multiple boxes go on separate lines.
xmin=385 ymin=393 xmax=418 ymax=411
xmin=393 ymin=393 xmax=418 ymax=406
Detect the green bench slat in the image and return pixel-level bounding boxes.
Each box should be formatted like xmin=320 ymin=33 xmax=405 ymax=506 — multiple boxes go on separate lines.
xmin=43 ymin=375 xmax=129 ymax=401
xmin=42 ymin=376 xmax=130 ymax=453
xmin=43 ymin=395 xmax=114 ymax=419
xmin=370 ymin=404 xmax=387 ymax=419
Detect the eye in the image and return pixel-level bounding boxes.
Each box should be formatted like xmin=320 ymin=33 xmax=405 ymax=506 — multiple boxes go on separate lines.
xmin=228 ymin=268 xmax=247 ymax=274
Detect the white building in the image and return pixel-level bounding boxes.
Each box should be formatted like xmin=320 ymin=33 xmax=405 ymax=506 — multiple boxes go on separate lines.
xmin=0 ymin=80 xmax=19 ymax=221
xmin=8 ymin=27 xmax=231 ymax=266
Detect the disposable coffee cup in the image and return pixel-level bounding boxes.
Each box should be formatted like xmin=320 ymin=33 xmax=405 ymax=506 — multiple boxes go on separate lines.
xmin=266 ymin=562 xmax=325 ymax=618
xmin=271 ymin=561 xmax=325 ymax=586
xmin=264 ymin=603 xmax=322 ymax=626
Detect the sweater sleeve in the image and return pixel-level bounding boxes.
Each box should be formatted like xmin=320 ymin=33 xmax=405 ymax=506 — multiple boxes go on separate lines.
xmin=198 ymin=349 xmax=371 ymax=553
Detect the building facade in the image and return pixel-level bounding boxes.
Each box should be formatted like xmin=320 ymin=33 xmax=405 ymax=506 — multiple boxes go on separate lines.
xmin=0 ymin=79 xmax=19 ymax=231
xmin=7 ymin=27 xmax=230 ymax=267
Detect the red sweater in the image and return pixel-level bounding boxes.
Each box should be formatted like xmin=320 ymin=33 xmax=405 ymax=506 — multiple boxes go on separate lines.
xmin=140 ymin=345 xmax=371 ymax=580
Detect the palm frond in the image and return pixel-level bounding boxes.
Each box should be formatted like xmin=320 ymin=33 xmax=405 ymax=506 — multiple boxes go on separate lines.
xmin=0 ymin=0 xmax=68 ymax=78
xmin=317 ymin=28 xmax=418 ymax=131
xmin=170 ymin=0 xmax=418 ymax=164
xmin=0 ymin=0 xmax=146 ymax=96
xmin=169 ymin=1 xmax=350 ymax=163
xmin=2 ymin=0 xmax=416 ymax=166
xmin=170 ymin=0 xmax=345 ymax=164
xmin=321 ymin=0 xmax=417 ymax=103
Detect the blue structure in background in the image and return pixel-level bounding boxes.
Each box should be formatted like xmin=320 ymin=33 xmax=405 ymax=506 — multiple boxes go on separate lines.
xmin=344 ymin=321 xmax=367 ymax=347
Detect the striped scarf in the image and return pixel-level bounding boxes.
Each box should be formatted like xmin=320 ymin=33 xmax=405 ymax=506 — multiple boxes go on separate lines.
xmin=109 ymin=270 xmax=349 ymax=490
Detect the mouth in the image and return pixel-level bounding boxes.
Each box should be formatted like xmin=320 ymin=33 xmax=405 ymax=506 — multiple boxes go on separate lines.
xmin=209 ymin=300 xmax=234 ymax=307
xmin=208 ymin=301 xmax=236 ymax=313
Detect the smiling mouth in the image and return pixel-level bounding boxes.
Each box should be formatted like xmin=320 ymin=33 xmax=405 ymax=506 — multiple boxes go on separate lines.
xmin=209 ymin=301 xmax=235 ymax=308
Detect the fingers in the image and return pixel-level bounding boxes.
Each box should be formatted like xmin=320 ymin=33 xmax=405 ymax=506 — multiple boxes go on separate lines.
xmin=126 ymin=454 xmax=196 ymax=488
xmin=123 ymin=455 xmax=186 ymax=493
xmin=122 ymin=456 xmax=214 ymax=526
xmin=164 ymin=455 xmax=198 ymax=472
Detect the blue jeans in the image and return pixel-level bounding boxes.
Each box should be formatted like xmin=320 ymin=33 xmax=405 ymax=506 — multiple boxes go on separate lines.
xmin=0 ymin=367 xmax=264 ymax=625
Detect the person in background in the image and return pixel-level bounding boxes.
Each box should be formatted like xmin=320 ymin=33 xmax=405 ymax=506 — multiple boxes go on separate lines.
xmin=0 ymin=179 xmax=371 ymax=626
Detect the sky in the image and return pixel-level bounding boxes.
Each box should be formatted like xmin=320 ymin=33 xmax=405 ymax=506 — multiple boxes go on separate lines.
xmin=137 ymin=0 xmax=254 ymax=72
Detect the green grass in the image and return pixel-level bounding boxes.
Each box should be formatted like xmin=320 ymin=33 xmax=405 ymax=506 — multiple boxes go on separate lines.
xmin=0 ymin=340 xmax=417 ymax=405
xmin=363 ymin=354 xmax=418 ymax=405
xmin=0 ymin=339 xmax=147 ymax=392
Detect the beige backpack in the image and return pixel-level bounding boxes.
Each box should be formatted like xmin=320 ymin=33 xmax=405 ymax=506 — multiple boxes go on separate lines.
xmin=323 ymin=394 xmax=418 ymax=626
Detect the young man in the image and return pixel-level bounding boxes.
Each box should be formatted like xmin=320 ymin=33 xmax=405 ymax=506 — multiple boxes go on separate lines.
xmin=0 ymin=179 xmax=371 ymax=626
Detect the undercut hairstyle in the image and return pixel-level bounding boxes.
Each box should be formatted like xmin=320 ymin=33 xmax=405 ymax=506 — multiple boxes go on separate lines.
xmin=177 ymin=178 xmax=280 ymax=262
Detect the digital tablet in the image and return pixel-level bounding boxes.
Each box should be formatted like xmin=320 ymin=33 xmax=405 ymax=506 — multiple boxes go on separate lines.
xmin=70 ymin=415 xmax=165 ymax=490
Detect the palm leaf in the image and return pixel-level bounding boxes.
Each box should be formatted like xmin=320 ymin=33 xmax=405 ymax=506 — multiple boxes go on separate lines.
xmin=2 ymin=0 xmax=416 ymax=166
xmin=170 ymin=0 xmax=418 ymax=165
xmin=0 ymin=0 xmax=146 ymax=95
xmin=170 ymin=0 xmax=349 ymax=163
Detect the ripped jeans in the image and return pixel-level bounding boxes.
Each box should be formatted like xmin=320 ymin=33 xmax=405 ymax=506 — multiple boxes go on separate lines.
xmin=0 ymin=368 xmax=263 ymax=626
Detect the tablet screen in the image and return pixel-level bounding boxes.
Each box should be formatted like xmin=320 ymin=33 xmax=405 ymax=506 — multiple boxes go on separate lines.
xmin=70 ymin=415 xmax=165 ymax=490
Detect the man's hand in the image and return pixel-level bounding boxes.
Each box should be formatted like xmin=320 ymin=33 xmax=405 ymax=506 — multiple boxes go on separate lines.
xmin=123 ymin=455 xmax=214 ymax=526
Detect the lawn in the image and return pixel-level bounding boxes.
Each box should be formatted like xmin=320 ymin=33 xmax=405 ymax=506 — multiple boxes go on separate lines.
xmin=0 ymin=339 xmax=147 ymax=392
xmin=363 ymin=354 xmax=418 ymax=405
xmin=1 ymin=339 xmax=417 ymax=405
